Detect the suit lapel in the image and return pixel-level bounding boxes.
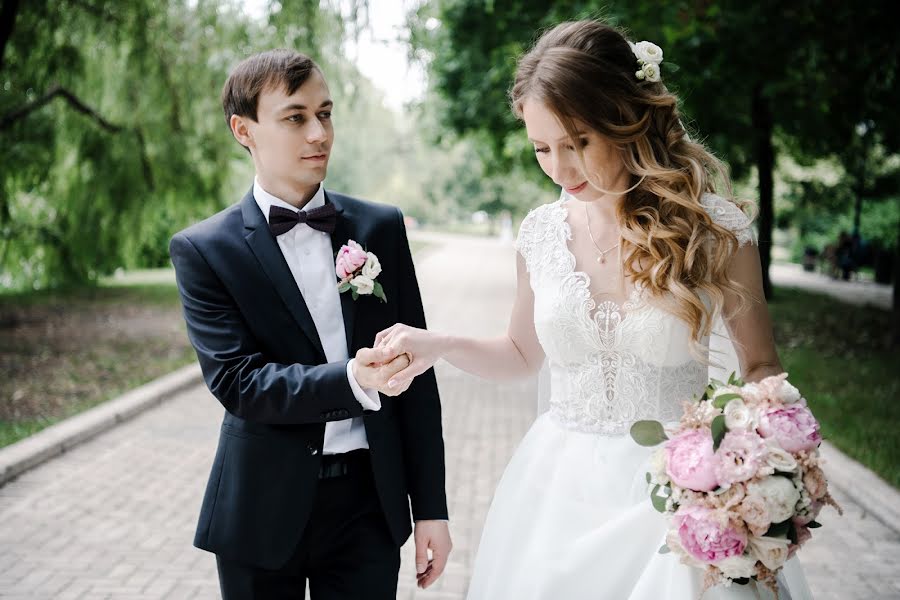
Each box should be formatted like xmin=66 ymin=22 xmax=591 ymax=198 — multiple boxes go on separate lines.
xmin=240 ymin=190 xmax=325 ymax=358
xmin=327 ymin=192 xmax=357 ymax=354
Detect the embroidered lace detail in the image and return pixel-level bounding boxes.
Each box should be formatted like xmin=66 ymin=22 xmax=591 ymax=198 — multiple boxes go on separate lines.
xmin=515 ymin=199 xmax=709 ymax=435
xmin=700 ymin=193 xmax=756 ymax=247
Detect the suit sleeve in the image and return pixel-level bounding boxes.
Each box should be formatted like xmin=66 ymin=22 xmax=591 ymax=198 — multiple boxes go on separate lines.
xmin=393 ymin=209 xmax=449 ymax=521
xmin=169 ymin=232 xmax=366 ymax=425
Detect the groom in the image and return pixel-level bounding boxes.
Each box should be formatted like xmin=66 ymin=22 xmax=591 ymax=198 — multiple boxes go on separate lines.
xmin=169 ymin=49 xmax=451 ymax=598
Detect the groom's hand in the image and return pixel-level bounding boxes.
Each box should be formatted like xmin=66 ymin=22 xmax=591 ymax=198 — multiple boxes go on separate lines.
xmin=352 ymin=347 xmax=413 ymax=396
xmin=414 ymin=520 xmax=452 ymax=589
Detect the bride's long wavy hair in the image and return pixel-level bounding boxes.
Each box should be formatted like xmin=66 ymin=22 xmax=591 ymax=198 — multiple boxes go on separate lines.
xmin=510 ymin=19 xmax=752 ymax=349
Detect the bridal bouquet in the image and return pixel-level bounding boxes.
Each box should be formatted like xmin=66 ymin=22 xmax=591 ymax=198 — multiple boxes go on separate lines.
xmin=630 ymin=373 xmax=841 ymax=595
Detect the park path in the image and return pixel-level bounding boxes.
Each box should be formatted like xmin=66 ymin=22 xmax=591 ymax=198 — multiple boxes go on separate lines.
xmin=0 ymin=234 xmax=897 ymax=599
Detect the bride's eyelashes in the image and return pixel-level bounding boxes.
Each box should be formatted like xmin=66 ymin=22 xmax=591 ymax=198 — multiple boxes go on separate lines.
xmin=532 ymin=138 xmax=590 ymax=154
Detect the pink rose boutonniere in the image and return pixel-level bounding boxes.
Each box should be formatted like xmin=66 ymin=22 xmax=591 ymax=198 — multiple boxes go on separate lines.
xmin=335 ymin=240 xmax=387 ymax=302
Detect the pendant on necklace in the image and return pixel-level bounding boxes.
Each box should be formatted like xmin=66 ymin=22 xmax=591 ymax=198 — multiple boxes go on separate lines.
xmin=597 ymin=255 xmax=606 ymax=264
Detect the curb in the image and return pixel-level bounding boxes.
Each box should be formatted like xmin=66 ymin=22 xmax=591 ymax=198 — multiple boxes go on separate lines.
xmin=0 ymin=362 xmax=203 ymax=487
xmin=820 ymin=440 xmax=900 ymax=531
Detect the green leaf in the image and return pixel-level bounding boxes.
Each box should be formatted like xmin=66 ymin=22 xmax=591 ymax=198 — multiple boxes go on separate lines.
xmin=710 ymin=378 xmax=726 ymax=388
xmin=787 ymin=520 xmax=799 ymax=544
xmin=807 ymin=520 xmax=822 ymax=529
xmin=351 ymin=289 xmax=359 ymax=301
xmin=765 ymin=519 xmax=792 ymax=538
xmin=645 ymin=472 xmax=652 ymax=484
xmin=713 ymin=392 xmax=742 ymax=409
xmin=338 ymin=282 xmax=351 ymax=293
xmin=650 ymin=484 xmax=668 ymax=513
xmin=373 ymin=281 xmax=387 ymax=303
xmin=658 ymin=544 xmax=670 ymax=554
xmin=711 ymin=415 xmax=727 ymax=451
xmin=630 ymin=420 xmax=668 ymax=447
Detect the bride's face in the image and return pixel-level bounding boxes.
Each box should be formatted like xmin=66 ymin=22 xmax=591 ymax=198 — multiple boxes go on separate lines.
xmin=522 ymin=98 xmax=626 ymax=201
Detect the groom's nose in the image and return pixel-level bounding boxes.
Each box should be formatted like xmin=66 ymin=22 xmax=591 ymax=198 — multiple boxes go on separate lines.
xmin=305 ymin=119 xmax=328 ymax=144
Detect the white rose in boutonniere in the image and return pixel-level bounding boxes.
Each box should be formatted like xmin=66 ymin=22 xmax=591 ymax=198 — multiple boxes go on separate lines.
xmin=335 ymin=240 xmax=387 ymax=302
xmin=350 ymin=275 xmax=374 ymax=295
xmin=362 ymin=252 xmax=382 ymax=279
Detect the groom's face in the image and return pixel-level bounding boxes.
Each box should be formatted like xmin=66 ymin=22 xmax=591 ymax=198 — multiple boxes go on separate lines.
xmin=246 ymin=69 xmax=334 ymax=192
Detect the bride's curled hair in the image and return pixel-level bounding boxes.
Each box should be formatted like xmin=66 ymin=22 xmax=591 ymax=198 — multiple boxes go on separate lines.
xmin=510 ymin=19 xmax=751 ymax=348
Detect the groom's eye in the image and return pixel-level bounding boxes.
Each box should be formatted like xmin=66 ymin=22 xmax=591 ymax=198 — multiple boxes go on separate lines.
xmin=287 ymin=114 xmax=304 ymax=123
xmin=534 ymin=147 xmax=549 ymax=154
xmin=318 ymin=111 xmax=332 ymax=120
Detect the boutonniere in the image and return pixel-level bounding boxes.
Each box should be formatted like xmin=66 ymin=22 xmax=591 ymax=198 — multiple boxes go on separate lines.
xmin=335 ymin=240 xmax=387 ymax=302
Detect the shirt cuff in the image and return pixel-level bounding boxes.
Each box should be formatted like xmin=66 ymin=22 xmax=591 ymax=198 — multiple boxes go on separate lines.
xmin=346 ymin=359 xmax=381 ymax=411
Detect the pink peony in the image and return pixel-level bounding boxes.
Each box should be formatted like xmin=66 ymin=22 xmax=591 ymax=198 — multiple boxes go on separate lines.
xmin=758 ymin=405 xmax=822 ymax=453
xmin=715 ymin=430 xmax=769 ymax=486
xmin=335 ymin=240 xmax=368 ymax=279
xmin=674 ymin=505 xmax=748 ymax=564
xmin=665 ymin=428 xmax=719 ymax=492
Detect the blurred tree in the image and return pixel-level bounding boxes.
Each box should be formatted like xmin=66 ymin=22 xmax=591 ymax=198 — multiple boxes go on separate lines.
xmin=408 ymin=0 xmax=899 ymax=306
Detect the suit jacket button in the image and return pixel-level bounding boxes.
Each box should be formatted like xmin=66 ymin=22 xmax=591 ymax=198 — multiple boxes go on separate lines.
xmin=307 ymin=445 xmax=319 ymax=456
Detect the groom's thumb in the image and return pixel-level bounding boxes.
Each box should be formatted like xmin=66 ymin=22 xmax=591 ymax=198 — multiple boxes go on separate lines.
xmin=415 ymin=543 xmax=428 ymax=574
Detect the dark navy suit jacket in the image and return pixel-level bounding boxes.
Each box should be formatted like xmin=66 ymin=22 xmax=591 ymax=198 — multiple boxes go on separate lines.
xmin=169 ymin=188 xmax=447 ymax=569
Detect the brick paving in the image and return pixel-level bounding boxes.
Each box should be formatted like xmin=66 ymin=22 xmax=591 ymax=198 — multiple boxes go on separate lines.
xmin=1 ymin=235 xmax=898 ymax=599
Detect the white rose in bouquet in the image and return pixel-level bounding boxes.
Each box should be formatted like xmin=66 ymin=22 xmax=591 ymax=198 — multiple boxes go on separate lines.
xmin=748 ymin=476 xmax=800 ymax=523
xmin=749 ymin=536 xmax=791 ymax=571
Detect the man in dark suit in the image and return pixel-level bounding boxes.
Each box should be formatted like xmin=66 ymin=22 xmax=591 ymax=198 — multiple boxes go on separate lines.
xmin=169 ymin=49 xmax=451 ymax=599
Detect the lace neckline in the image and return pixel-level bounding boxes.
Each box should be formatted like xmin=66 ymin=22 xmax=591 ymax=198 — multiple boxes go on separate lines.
xmin=556 ymin=200 xmax=646 ymax=321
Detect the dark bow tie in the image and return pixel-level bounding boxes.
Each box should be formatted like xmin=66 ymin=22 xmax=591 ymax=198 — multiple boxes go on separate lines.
xmin=268 ymin=203 xmax=337 ymax=236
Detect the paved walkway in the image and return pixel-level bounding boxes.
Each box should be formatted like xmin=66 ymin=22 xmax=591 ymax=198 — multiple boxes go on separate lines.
xmin=1 ymin=236 xmax=899 ymax=599
xmin=769 ymin=263 xmax=892 ymax=310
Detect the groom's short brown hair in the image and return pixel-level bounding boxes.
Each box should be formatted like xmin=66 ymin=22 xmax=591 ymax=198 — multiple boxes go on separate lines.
xmin=221 ymin=49 xmax=321 ymax=125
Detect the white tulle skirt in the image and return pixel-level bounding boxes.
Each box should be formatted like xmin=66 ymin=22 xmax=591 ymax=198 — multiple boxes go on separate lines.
xmin=466 ymin=413 xmax=813 ymax=600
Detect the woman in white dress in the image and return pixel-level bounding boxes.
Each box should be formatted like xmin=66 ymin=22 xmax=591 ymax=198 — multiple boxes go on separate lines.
xmin=376 ymin=19 xmax=814 ymax=600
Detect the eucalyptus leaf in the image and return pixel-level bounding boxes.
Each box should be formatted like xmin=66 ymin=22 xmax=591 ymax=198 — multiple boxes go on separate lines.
xmin=650 ymin=485 xmax=668 ymax=513
xmin=711 ymin=415 xmax=727 ymax=451
xmin=338 ymin=282 xmax=351 ymax=293
xmin=658 ymin=544 xmax=670 ymax=554
xmin=630 ymin=420 xmax=668 ymax=447
xmin=645 ymin=472 xmax=652 ymax=484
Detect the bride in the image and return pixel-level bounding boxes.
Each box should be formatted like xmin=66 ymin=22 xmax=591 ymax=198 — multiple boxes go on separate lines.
xmin=377 ymin=19 xmax=814 ymax=599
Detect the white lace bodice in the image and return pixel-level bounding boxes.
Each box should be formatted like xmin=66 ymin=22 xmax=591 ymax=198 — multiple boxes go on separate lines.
xmin=515 ymin=193 xmax=755 ymax=435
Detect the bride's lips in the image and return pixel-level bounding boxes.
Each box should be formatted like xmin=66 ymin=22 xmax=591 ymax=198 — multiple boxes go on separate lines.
xmin=565 ymin=181 xmax=588 ymax=194
xmin=301 ymin=153 xmax=328 ymax=162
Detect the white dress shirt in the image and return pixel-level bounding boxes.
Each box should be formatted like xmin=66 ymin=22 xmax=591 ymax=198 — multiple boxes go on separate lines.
xmin=253 ymin=178 xmax=381 ymax=455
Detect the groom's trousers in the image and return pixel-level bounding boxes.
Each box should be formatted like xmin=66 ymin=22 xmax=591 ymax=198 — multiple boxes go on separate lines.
xmin=216 ymin=450 xmax=402 ymax=599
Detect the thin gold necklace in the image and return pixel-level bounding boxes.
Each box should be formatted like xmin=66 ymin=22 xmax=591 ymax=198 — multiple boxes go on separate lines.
xmin=584 ymin=203 xmax=619 ymax=264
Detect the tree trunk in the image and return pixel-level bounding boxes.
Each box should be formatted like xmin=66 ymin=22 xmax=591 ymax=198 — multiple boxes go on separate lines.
xmin=893 ymin=217 xmax=900 ymax=348
xmin=752 ymin=84 xmax=775 ymax=299
xmin=0 ymin=0 xmax=22 ymax=72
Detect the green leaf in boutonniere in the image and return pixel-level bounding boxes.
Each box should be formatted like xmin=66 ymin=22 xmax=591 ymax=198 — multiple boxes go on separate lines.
xmin=373 ymin=281 xmax=387 ymax=303
xmin=338 ymin=281 xmax=351 ymax=293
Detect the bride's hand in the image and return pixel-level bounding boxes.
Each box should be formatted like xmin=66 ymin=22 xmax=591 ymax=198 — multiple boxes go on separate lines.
xmin=374 ymin=324 xmax=445 ymax=390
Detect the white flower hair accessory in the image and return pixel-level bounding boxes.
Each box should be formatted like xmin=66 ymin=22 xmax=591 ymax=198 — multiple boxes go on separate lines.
xmin=628 ymin=40 xmax=663 ymax=82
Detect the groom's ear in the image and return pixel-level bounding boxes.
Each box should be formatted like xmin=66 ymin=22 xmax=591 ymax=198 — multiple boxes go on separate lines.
xmin=229 ymin=114 xmax=254 ymax=152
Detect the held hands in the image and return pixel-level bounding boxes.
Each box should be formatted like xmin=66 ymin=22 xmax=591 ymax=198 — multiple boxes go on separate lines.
xmin=374 ymin=324 xmax=444 ymax=391
xmin=352 ymin=347 xmax=412 ymax=396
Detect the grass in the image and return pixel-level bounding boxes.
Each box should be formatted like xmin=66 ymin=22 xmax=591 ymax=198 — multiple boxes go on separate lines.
xmin=0 ymin=282 xmax=195 ymax=448
xmin=768 ymin=287 xmax=900 ymax=489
